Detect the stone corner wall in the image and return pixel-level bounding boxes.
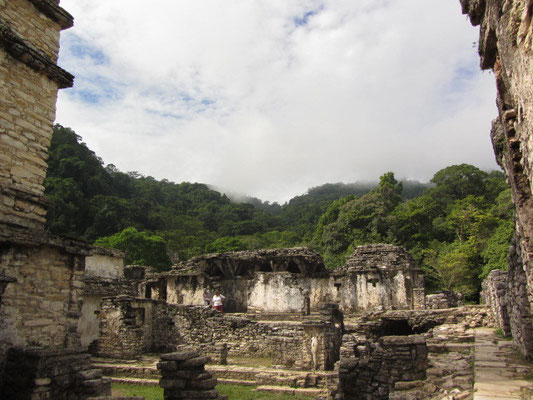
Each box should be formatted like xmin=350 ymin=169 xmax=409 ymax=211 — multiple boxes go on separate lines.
xmin=0 ymin=0 xmax=74 ymax=230
xmin=460 ymin=0 xmax=533 ymax=359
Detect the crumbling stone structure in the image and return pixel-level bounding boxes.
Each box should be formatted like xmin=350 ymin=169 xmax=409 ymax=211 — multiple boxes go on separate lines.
xmin=0 ymin=1 xmax=115 ymax=398
xmin=425 ymin=291 xmax=464 ymax=309
xmin=460 ymin=0 xmax=533 ymax=359
xmin=160 ymin=245 xmax=425 ymax=315
xmin=332 ymin=244 xmax=426 ymax=313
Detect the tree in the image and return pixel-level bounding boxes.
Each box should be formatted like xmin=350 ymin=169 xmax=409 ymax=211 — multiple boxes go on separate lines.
xmin=422 ymin=241 xmax=480 ymax=297
xmin=429 ymin=164 xmax=488 ymax=202
xmin=95 ymin=227 xmax=172 ymax=271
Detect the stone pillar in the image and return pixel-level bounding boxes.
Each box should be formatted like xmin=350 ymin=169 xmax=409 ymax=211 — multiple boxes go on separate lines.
xmin=211 ymin=343 xmax=228 ymax=365
xmin=412 ymin=288 xmax=426 ymax=310
xmin=157 ymin=347 xmax=227 ymax=400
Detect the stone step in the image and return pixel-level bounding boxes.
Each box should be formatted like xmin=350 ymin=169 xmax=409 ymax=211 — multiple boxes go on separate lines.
xmin=109 ymin=377 xmax=160 ymax=386
xmin=255 ymin=385 xmax=325 ymax=397
xmin=428 ymin=343 xmax=474 ymax=354
xmin=393 ymin=380 xmax=425 ymax=390
xmin=94 ymin=364 xmax=160 ymax=379
xmin=216 ymin=378 xmax=257 ymax=386
xmin=96 ymin=360 xmax=333 ymax=389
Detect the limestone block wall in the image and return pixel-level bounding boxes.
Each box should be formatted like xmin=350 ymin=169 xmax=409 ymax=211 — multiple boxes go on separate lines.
xmin=96 ymin=297 xmax=159 ymax=359
xmin=338 ymin=334 xmax=428 ymax=400
xmin=166 ymin=305 xmax=340 ymax=370
xmin=0 ymin=0 xmax=73 ymax=230
xmin=460 ymin=0 xmax=533 ymax=358
xmin=0 ymin=243 xmax=85 ymax=358
xmin=1 ymin=0 xmax=65 ymax=62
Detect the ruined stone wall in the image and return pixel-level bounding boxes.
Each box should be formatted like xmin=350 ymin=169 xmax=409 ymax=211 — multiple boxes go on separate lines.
xmin=333 ymin=244 xmax=425 ymax=313
xmin=96 ymin=297 xmax=159 ymax=359
xmin=0 ymin=243 xmax=85 ymax=357
xmin=426 ymin=291 xmax=464 ymax=310
xmin=1 ymin=347 xmax=110 ymax=400
xmin=338 ymin=334 xmax=428 ymax=400
xmin=461 ymin=0 xmax=533 ymax=358
xmin=165 ymin=244 xmax=424 ymax=315
xmin=481 ymin=269 xmax=511 ymax=335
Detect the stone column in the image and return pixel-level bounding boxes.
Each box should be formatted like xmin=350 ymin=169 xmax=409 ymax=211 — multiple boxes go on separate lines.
xmin=157 ymin=347 xmax=227 ymax=400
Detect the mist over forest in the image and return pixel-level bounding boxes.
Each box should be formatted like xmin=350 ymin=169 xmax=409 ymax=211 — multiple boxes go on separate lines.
xmin=46 ymin=125 xmax=513 ymax=300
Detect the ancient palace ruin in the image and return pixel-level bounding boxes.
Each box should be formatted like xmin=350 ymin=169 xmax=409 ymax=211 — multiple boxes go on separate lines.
xmin=1 ymin=0 xmax=533 ymax=399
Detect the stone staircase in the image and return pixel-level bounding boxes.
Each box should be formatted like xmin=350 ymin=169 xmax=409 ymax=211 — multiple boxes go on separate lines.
xmin=92 ymin=356 xmax=331 ymax=397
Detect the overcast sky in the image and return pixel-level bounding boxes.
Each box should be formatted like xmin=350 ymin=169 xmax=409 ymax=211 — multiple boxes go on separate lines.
xmin=56 ymin=0 xmax=498 ymax=203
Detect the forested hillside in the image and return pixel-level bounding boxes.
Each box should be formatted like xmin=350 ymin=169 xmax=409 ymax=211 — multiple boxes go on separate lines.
xmin=45 ymin=125 xmax=513 ymax=298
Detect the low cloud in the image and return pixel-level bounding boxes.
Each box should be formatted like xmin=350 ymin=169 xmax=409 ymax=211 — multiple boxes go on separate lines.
xmin=56 ymin=0 xmax=497 ymax=203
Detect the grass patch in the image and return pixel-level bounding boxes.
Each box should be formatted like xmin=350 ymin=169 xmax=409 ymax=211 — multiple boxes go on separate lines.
xmin=217 ymin=384 xmax=315 ymax=399
xmin=112 ymin=383 xmax=315 ymax=400
xmin=523 ymin=373 xmax=533 ymax=381
xmin=112 ymin=383 xmax=163 ymax=400
xmin=225 ymin=355 xmax=273 ymax=368
xmin=494 ymin=328 xmax=513 ymax=341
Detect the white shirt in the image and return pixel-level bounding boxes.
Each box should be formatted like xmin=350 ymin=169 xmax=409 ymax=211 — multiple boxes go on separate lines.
xmin=212 ymin=294 xmax=225 ymax=307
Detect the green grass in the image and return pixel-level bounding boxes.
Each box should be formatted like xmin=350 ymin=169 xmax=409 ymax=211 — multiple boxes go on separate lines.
xmin=494 ymin=328 xmax=513 ymax=341
xmin=225 ymin=355 xmax=273 ymax=368
xmin=111 ymin=383 xmax=315 ymax=400
xmin=217 ymin=384 xmax=315 ymax=399
xmin=112 ymin=383 xmax=163 ymax=400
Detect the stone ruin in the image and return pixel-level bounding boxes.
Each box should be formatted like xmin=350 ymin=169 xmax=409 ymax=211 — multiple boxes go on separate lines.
xmin=150 ymin=245 xmax=425 ymax=315
xmin=460 ymin=0 xmax=533 ymax=361
xmin=1 ymin=0 xmax=533 ymax=399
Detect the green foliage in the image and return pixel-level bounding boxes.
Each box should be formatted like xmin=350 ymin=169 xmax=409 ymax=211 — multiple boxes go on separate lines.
xmin=311 ymin=166 xmax=514 ymax=299
xmin=95 ymin=227 xmax=171 ymax=271
xmin=45 ymin=125 xmax=514 ymax=299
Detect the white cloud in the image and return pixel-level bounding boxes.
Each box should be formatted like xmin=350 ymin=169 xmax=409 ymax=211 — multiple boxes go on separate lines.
xmin=56 ymin=0 xmax=497 ymax=203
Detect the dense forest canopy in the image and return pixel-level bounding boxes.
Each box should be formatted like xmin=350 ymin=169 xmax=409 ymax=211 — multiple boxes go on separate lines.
xmin=45 ymin=125 xmax=514 ymax=299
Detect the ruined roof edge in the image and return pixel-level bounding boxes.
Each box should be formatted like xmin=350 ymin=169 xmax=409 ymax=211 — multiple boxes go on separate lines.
xmin=27 ymin=0 xmax=74 ymax=29
xmin=0 ymin=22 xmax=74 ymax=88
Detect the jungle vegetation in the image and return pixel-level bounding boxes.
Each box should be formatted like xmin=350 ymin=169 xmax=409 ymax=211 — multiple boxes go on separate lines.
xmin=45 ymin=124 xmax=514 ymax=298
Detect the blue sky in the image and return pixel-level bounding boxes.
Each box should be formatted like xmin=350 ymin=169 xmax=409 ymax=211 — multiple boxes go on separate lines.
xmin=56 ymin=0 xmax=497 ymax=203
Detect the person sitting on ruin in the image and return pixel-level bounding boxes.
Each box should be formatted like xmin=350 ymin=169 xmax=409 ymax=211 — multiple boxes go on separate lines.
xmin=203 ymin=289 xmax=212 ymax=306
xmin=212 ymin=290 xmax=226 ymax=313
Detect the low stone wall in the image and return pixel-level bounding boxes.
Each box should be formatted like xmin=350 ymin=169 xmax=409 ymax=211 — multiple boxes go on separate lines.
xmin=0 ymin=347 xmax=110 ymax=400
xmin=338 ymin=334 xmax=428 ymax=400
xmin=167 ymin=304 xmax=342 ymax=370
xmin=426 ymin=291 xmax=464 ymax=309
xmin=481 ymin=269 xmax=511 ymax=336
